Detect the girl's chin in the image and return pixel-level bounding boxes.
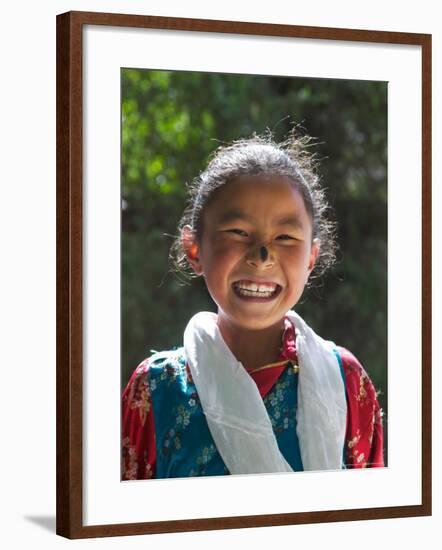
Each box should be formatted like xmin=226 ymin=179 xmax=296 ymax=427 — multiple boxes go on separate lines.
xmin=218 ymin=309 xmax=287 ymax=332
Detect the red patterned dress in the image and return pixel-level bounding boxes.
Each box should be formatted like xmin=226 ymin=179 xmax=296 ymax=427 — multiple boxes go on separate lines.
xmin=122 ymin=319 xmax=384 ymax=479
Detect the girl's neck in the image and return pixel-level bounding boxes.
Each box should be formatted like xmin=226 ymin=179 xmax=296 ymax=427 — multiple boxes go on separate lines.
xmin=216 ymin=315 xmax=285 ymax=372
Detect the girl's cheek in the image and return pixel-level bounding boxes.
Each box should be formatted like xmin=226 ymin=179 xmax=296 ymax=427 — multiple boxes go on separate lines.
xmin=277 ymin=247 xmax=298 ymax=261
xmin=212 ymin=240 xmax=243 ymax=258
xmin=281 ymin=242 xmax=309 ymax=257
xmin=202 ymin=237 xmax=235 ymax=262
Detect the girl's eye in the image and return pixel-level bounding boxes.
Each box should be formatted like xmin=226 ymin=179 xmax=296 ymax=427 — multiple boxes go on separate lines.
xmin=227 ymin=229 xmax=249 ymax=237
xmin=276 ymin=234 xmax=295 ymax=241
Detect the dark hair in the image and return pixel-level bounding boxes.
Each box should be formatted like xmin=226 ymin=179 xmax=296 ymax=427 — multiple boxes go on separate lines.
xmin=170 ymin=129 xmax=337 ymax=281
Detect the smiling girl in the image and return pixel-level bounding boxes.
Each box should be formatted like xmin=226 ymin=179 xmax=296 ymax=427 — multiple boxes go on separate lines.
xmin=122 ymin=132 xmax=384 ymax=479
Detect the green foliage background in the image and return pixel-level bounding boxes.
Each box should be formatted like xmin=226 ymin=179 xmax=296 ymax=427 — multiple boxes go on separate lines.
xmin=121 ymin=69 xmax=387 ymax=443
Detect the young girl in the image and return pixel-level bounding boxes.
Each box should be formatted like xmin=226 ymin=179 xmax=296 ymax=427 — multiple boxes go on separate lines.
xmin=122 ymin=132 xmax=384 ymax=479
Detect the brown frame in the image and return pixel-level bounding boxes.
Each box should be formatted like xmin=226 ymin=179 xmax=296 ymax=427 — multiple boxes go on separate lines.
xmin=56 ymin=10 xmax=432 ymax=539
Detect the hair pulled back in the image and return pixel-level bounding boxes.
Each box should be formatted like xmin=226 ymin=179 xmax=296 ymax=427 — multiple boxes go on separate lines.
xmin=170 ymin=129 xmax=337 ymax=282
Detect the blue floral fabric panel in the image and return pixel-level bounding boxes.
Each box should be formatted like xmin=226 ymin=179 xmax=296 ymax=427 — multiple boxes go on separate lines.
xmin=149 ymin=349 xmax=303 ymax=478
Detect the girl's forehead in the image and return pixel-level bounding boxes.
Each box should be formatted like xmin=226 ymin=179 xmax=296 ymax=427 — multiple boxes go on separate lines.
xmin=206 ymin=175 xmax=307 ymax=218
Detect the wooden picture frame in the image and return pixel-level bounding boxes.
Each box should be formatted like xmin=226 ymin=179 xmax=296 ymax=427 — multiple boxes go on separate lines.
xmin=56 ymin=10 xmax=432 ymax=539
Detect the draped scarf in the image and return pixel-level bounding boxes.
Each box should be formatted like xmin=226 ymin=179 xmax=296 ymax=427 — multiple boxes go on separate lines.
xmin=183 ymin=310 xmax=347 ymax=474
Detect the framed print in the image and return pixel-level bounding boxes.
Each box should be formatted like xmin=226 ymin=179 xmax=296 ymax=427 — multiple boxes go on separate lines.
xmin=56 ymin=11 xmax=432 ymax=539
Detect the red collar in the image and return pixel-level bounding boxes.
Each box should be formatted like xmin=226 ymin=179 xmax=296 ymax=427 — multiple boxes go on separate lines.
xmin=250 ymin=316 xmax=298 ymax=398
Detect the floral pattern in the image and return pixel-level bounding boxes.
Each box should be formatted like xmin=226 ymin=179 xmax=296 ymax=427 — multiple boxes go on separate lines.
xmin=159 ymin=393 xmax=200 ymax=458
xmin=188 ymin=444 xmax=227 ymax=476
xmin=126 ymin=360 xmax=151 ymax=426
xmin=265 ymin=367 xmax=296 ymax=434
xmin=339 ymin=346 xmax=384 ymax=468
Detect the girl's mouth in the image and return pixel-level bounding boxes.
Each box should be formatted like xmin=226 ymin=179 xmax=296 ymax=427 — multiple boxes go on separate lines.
xmin=232 ymin=280 xmax=282 ymax=300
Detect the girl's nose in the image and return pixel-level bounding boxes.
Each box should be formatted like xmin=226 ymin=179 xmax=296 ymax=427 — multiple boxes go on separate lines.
xmin=246 ymin=245 xmax=275 ymax=269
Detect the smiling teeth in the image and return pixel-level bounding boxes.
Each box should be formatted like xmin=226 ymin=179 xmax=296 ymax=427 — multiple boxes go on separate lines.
xmin=237 ymin=289 xmax=275 ymax=297
xmin=233 ymin=281 xmax=278 ymax=297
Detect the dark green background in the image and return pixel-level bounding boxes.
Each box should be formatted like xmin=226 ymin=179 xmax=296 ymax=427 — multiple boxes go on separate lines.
xmin=121 ymin=69 xmax=387 ymax=452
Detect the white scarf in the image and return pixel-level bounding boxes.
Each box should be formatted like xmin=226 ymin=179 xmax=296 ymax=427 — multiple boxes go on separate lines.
xmin=183 ymin=311 xmax=347 ymax=474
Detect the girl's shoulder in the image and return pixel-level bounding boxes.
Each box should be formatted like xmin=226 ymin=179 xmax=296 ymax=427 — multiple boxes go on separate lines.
xmin=131 ymin=347 xmax=186 ymax=376
xmin=336 ymin=346 xmax=378 ymax=401
xmin=146 ymin=347 xmax=186 ymax=367
xmin=336 ymin=346 xmax=364 ymax=373
xmin=123 ymin=347 xmax=187 ymax=405
xmin=125 ymin=347 xmax=186 ymax=390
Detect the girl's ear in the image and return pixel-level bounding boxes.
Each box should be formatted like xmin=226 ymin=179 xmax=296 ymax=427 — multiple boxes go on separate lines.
xmin=181 ymin=225 xmax=203 ymax=275
xmin=307 ymin=239 xmax=320 ymax=275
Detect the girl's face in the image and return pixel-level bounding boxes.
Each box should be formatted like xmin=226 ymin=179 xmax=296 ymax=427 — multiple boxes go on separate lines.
xmin=184 ymin=175 xmax=319 ymax=332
